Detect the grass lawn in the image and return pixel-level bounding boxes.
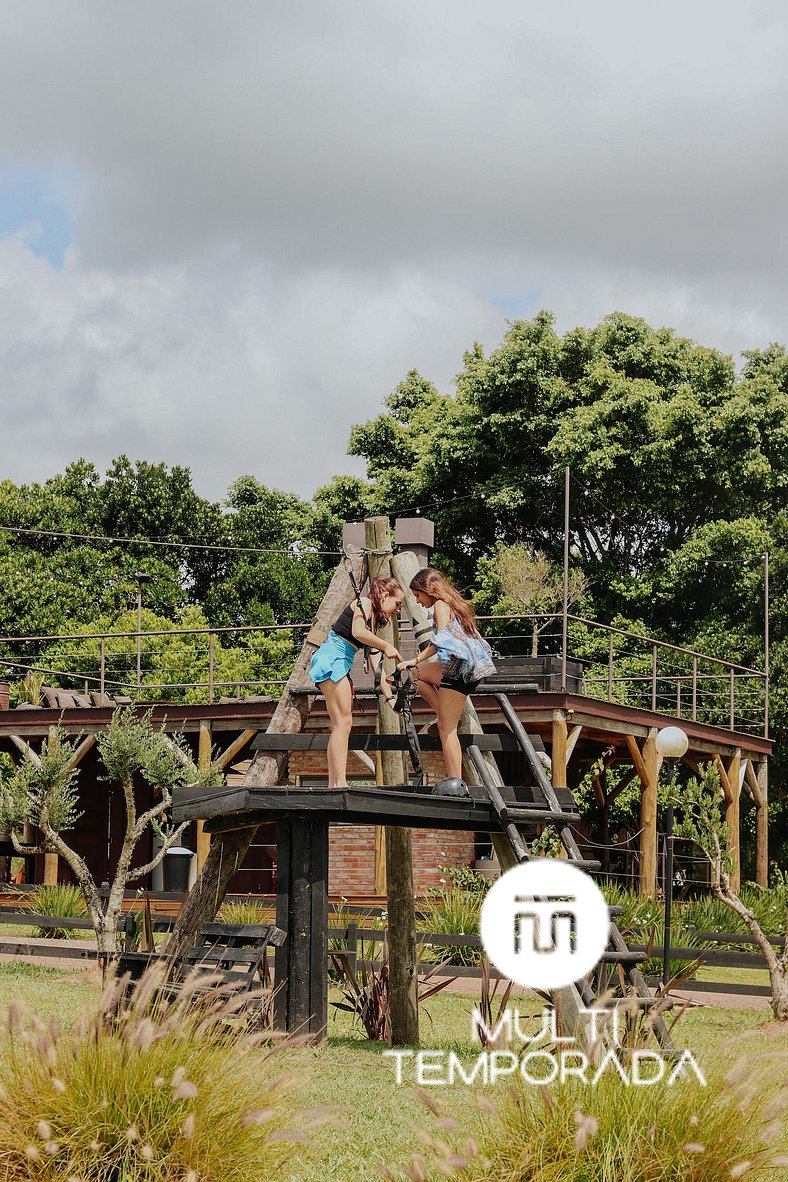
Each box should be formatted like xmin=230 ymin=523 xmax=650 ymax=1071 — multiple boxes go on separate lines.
xmin=1 ymin=964 xmax=784 ymax=1182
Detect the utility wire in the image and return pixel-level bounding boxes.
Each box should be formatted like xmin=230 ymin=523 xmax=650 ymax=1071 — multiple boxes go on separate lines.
xmin=0 ymin=524 xmax=341 ymax=558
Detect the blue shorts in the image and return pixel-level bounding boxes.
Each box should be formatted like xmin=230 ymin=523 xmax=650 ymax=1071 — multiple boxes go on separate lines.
xmin=309 ymin=630 xmax=357 ymax=685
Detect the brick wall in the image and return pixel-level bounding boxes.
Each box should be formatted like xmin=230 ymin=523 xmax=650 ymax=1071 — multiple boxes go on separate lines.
xmin=293 ymin=740 xmax=477 ymax=896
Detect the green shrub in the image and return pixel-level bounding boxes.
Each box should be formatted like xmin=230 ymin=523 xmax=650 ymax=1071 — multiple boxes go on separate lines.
xmin=0 ymin=965 xmax=330 ymax=1180
xmin=28 ymin=883 xmax=89 ymax=939
xmin=219 ymin=900 xmax=276 ymax=926
xmin=419 ymin=886 xmax=482 ymax=967
xmin=417 ymin=1066 xmax=787 ymax=1182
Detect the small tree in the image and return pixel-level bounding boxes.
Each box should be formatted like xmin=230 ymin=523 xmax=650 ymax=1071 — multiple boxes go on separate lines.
xmin=492 ymin=543 xmax=589 ymax=656
xmin=675 ymin=763 xmax=788 ymax=1021
xmin=0 ymin=708 xmax=222 ymax=965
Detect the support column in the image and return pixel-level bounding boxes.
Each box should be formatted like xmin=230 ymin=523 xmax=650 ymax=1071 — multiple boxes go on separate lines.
xmin=44 ymin=727 xmax=59 ymax=885
xmin=196 ymin=720 xmax=213 ymax=871
xmin=755 ymin=758 xmax=769 ymax=888
xmin=368 ymin=514 xmax=418 ymax=1046
xmin=551 ymin=712 xmax=568 ymax=789
xmin=274 ymin=817 xmax=329 ymax=1040
xmin=628 ymin=729 xmax=659 ymax=896
xmin=725 ymin=750 xmax=741 ymax=893
xmin=715 ymin=752 xmax=741 ymax=894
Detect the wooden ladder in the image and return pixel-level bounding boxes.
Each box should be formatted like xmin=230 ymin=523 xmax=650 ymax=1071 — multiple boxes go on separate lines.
xmin=465 ymin=691 xmax=674 ymax=1052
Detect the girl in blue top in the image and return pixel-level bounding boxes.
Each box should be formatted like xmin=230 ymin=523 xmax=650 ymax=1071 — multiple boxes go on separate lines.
xmin=309 ymin=576 xmax=404 ymax=787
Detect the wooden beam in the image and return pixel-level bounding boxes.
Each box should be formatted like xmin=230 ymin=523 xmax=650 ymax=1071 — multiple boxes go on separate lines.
xmin=196 ymin=720 xmax=213 ymax=871
xmin=625 ymin=734 xmax=648 ymax=786
xmin=744 ymin=758 xmax=762 ymax=807
xmin=566 ymin=724 xmax=583 ymax=763
xmin=714 ymin=754 xmax=733 ymax=803
xmin=8 ymin=734 xmax=41 ymax=768
xmin=607 ymin=766 xmax=636 ymax=805
xmin=216 ymin=728 xmax=258 ymax=770
xmin=66 ymin=734 xmax=97 ymax=771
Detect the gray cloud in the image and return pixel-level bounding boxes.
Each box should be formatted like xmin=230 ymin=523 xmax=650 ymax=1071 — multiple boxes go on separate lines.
xmin=0 ymin=1 xmax=787 ymax=501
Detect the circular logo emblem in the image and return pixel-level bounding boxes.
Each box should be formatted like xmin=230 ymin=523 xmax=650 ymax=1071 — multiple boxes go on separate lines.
xmin=480 ymin=861 xmax=610 ymax=990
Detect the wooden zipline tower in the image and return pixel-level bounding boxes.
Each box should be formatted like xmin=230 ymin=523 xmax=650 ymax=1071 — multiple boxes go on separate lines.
xmin=170 ymin=515 xmax=671 ymax=1050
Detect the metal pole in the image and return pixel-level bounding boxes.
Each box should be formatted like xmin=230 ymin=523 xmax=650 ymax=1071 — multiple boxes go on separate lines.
xmin=99 ymin=638 xmax=106 ymax=697
xmin=136 ymin=583 xmax=142 ymax=699
xmin=607 ymin=631 xmax=614 ymax=702
xmin=561 ymin=465 xmax=569 ymax=692
xmin=691 ymin=656 xmax=697 ymax=721
xmin=764 ymin=551 xmax=770 ymax=738
xmin=651 ymin=644 xmax=657 ymax=712
xmin=662 ymin=795 xmax=675 ymax=989
xmin=208 ymin=632 xmax=215 ymax=705
xmin=729 ymin=667 xmax=735 ymax=731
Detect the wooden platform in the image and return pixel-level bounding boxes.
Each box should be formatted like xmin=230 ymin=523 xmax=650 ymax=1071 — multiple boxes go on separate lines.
xmin=174 ymin=782 xmax=579 ymax=832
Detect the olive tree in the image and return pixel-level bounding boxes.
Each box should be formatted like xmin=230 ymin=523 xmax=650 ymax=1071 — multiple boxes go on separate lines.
xmin=675 ymin=765 xmax=788 ymax=1021
xmin=0 ymin=708 xmax=222 ymax=964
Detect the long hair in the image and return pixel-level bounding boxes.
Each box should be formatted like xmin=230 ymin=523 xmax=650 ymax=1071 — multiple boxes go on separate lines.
xmin=409 ymin=568 xmax=480 ymax=636
xmin=368 ymin=576 xmax=404 ymax=631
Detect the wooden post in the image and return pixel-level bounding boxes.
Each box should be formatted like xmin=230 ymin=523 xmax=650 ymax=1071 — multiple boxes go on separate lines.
xmin=755 ymin=759 xmax=769 ymax=888
xmin=167 ymin=546 xmax=367 ymax=961
xmin=196 ymin=720 xmax=213 ymax=871
xmin=551 ymin=712 xmax=568 ymax=790
xmin=724 ymin=749 xmax=741 ymax=892
xmin=44 ymin=726 xmax=59 ymax=885
xmin=368 ymin=516 xmax=418 ymax=1046
xmin=628 ymin=729 xmax=659 ymax=896
xmin=274 ymin=817 xmax=329 ymax=1040
xmin=374 ymin=741 xmax=387 ymax=895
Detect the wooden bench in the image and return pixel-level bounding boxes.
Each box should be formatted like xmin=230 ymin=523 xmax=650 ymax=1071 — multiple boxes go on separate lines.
xmin=116 ymin=921 xmax=287 ymax=1008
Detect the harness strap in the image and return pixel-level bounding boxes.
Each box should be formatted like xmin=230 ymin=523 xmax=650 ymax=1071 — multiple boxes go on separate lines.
xmin=342 ymin=546 xmax=373 ymax=674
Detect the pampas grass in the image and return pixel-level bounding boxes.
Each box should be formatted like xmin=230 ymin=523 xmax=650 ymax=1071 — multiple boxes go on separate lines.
xmin=0 ymin=962 xmax=334 ymax=1180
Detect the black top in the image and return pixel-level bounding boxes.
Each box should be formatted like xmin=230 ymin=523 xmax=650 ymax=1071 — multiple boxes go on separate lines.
xmin=333 ymin=603 xmax=368 ymax=649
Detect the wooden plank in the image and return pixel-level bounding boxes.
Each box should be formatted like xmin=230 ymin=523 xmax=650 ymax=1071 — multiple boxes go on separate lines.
xmin=251 ymin=732 xmax=530 ymax=752
xmin=216 ymin=728 xmax=259 ymax=769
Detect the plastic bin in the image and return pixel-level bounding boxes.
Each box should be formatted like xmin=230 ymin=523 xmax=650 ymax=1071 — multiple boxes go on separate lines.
xmin=163 ymin=846 xmax=194 ymax=893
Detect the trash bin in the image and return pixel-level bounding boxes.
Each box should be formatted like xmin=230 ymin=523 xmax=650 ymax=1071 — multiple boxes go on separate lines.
xmin=163 ymin=846 xmax=193 ymax=893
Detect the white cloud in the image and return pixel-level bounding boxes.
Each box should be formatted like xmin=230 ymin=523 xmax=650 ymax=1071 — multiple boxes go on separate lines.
xmin=0 ymin=0 xmax=787 ymax=500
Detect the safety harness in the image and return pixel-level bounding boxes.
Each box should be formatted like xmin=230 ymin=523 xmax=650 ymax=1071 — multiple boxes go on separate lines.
xmin=379 ymin=665 xmax=424 ymax=787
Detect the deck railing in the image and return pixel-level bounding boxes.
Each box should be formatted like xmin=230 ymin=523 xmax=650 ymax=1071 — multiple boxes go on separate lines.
xmin=0 ymin=610 xmax=768 ymax=736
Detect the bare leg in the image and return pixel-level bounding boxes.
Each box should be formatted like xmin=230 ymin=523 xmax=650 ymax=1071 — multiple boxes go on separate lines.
xmin=436 ymin=687 xmax=467 ymax=780
xmin=413 ymin=661 xmax=441 ymax=714
xmin=320 ymin=677 xmax=353 ymax=787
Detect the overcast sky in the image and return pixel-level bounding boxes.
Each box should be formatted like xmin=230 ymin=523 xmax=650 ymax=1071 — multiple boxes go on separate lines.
xmin=1 ymin=1 xmax=786 ymax=503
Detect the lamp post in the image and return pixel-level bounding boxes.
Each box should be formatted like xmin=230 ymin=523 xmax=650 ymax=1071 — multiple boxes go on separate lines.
xmin=655 ymin=725 xmax=689 ymax=988
xmin=134 ymin=573 xmax=152 ymax=700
